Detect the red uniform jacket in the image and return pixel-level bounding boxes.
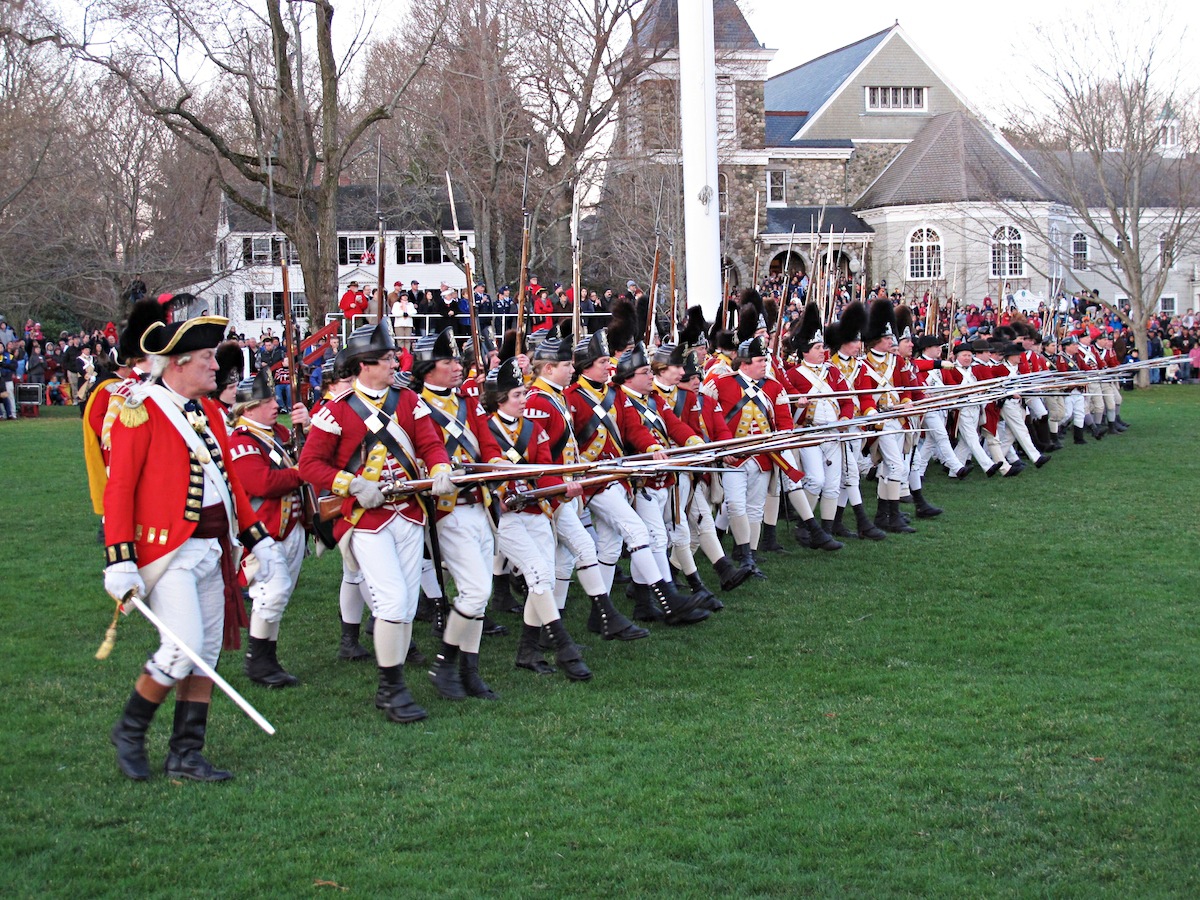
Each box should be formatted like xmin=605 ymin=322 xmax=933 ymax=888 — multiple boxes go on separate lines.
xmin=103 ymin=394 xmax=265 ymax=568
xmin=524 ymin=377 xmax=581 ymax=466
xmin=488 ymin=411 xmax=567 ymax=516
xmin=298 ymin=385 xmax=451 ymax=541
xmin=785 ymin=362 xmax=855 ymax=425
xmin=711 ymin=370 xmax=791 ymax=472
xmin=565 ymin=377 xmax=660 ymax=462
xmin=418 ymin=383 xmax=504 ymax=517
xmin=227 ymin=420 xmax=304 ymax=541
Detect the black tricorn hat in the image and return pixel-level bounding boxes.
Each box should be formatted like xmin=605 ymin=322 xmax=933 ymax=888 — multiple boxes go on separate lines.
xmin=343 ymin=320 xmax=397 ymax=364
xmin=830 ymin=301 xmax=867 ymax=350
xmin=1000 ymin=342 xmax=1025 ymax=358
xmin=895 ymin=305 xmax=914 ymax=342
xmin=613 ymin=341 xmax=650 ymax=383
xmin=679 ymin=305 xmax=708 ymax=349
xmin=865 ymin=298 xmax=897 ymax=345
xmin=214 ymin=341 xmax=244 ymax=389
xmin=737 ymin=334 xmax=770 ymax=360
xmin=681 ymin=349 xmax=701 ymax=381
xmin=915 ymin=334 xmax=945 ymax=352
xmin=413 ymin=326 xmax=457 ymax=374
xmin=141 ymin=313 xmax=228 ymax=357
xmin=993 ymin=324 xmax=1018 ymax=343
xmin=952 ymin=341 xmax=974 ymax=355
xmin=235 ymin=367 xmax=275 ymax=405
xmin=533 ymin=321 xmax=574 ymax=362
xmin=119 ymin=299 xmax=169 ymax=365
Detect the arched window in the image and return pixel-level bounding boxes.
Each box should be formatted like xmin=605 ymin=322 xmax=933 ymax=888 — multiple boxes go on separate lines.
xmin=991 ymin=226 xmax=1024 ymax=278
xmin=908 ymin=227 xmax=942 ymax=280
xmin=718 ymin=173 xmax=728 ymax=216
xmin=1072 ymin=232 xmax=1089 ymax=271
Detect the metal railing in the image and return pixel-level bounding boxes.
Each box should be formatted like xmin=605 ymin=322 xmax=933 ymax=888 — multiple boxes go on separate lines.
xmin=324 ymin=311 xmax=614 ymax=345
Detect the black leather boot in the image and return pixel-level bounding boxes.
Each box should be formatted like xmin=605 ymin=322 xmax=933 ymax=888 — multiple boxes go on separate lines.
xmin=459 ymin=652 xmax=499 ymax=700
xmin=685 ymin=571 xmax=723 ymax=611
xmin=491 ymin=573 xmax=522 ymax=614
xmin=874 ymin=497 xmax=889 ymax=531
xmin=1091 ymin=420 xmax=1105 ymax=440
xmin=630 ymin=581 xmax=666 ymax=622
xmin=545 ymin=619 xmax=593 ymax=681
xmin=651 ymin=580 xmax=711 ymax=626
xmin=406 ymin=639 xmax=427 ymax=668
xmin=482 ymin=613 xmax=508 ymax=636
xmin=830 ymin=505 xmax=856 ymax=538
xmin=428 ymin=641 xmax=467 ymax=700
xmin=111 ymin=690 xmax=160 ymax=781
xmin=1034 ymin=453 xmax=1051 ymax=468
xmin=164 ymin=701 xmax=233 ymax=781
xmin=514 ymin=625 xmax=556 ymax=675
xmin=733 ymin=542 xmax=767 ymax=579
xmin=1115 ymin=413 xmax=1131 ymax=429
xmin=885 ymin=500 xmax=916 ymax=534
xmin=853 ymin=503 xmax=887 ymax=541
xmin=912 ymin=489 xmax=943 ymax=518
xmin=758 ymin=522 xmax=788 ymax=553
xmin=1073 ymin=425 xmax=1088 ymax=445
xmin=338 ymin=620 xmax=372 ymax=661
xmin=713 ymin=555 xmax=752 ymax=591
xmin=587 ymin=593 xmax=650 ymax=640
xmin=797 ymin=518 xmax=842 ymax=551
xmin=245 ymin=636 xmax=298 ymax=688
xmin=375 ymin=665 xmax=428 ymax=723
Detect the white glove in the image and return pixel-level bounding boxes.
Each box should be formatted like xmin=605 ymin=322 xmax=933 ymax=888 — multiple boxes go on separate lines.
xmin=251 ymin=536 xmax=283 ymax=585
xmin=349 ymin=476 xmax=386 ymax=509
xmin=431 ymin=470 xmax=456 ymax=497
xmin=105 ymin=561 xmax=146 ymax=607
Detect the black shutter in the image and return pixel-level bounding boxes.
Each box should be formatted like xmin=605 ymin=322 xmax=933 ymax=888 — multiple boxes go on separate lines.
xmin=273 ymin=292 xmax=284 ymax=320
xmin=423 ymin=236 xmax=441 ymax=264
xmin=244 ymin=292 xmax=255 ymax=320
xmin=242 ymin=238 xmax=253 ymax=264
xmin=338 ymin=237 xmax=349 ymax=266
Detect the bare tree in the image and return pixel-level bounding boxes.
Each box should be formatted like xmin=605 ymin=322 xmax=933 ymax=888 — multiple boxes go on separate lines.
xmin=1000 ymin=17 xmax=1200 ymax=384
xmin=20 ymin=0 xmax=448 ymax=323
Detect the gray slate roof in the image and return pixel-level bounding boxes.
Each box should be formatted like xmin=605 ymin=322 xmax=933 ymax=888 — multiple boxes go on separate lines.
xmin=764 ymin=26 xmax=893 ymax=134
xmin=629 ymin=0 xmax=763 ymax=50
xmin=766 ymin=207 xmax=873 ymax=235
xmin=225 ymin=184 xmax=473 ymax=234
xmin=855 ymin=111 xmax=1056 ymax=210
xmin=764 ymin=114 xmax=854 ymax=148
xmin=1018 ymin=149 xmax=1198 ymax=209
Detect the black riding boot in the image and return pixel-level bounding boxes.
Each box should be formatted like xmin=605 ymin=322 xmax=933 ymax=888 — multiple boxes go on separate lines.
xmin=164 ymin=701 xmax=233 ymax=781
xmin=545 ymin=619 xmax=593 ymax=681
xmin=912 ymin=489 xmax=943 ymax=518
xmin=733 ymin=542 xmax=767 ymax=579
xmin=630 ymin=581 xmax=666 ymax=622
xmin=245 ymin=636 xmax=298 ymax=688
xmin=713 ymin=555 xmax=752 ymax=591
xmin=884 ymin=499 xmax=916 ymax=534
xmin=587 ymin=593 xmax=649 ymax=640
xmin=459 ymin=652 xmax=499 ymax=700
xmin=375 ymin=665 xmax=428 ymax=723
xmin=1073 ymin=424 xmax=1088 ymax=445
xmin=853 ymin=503 xmax=887 ymax=540
xmin=796 ymin=518 xmax=842 ymax=551
xmin=111 ymin=690 xmax=161 ymax=781
xmin=428 ymin=641 xmax=467 ymax=701
xmin=514 ymin=624 xmax=556 ymax=675
xmin=338 ymin=620 xmax=372 ymax=661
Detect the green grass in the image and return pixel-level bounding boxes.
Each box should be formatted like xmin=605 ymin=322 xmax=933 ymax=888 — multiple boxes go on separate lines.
xmin=1 ymin=390 xmax=1198 ymax=897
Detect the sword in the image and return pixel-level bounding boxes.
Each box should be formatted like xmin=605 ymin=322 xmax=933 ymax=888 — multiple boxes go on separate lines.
xmin=121 ymin=590 xmax=276 ymax=735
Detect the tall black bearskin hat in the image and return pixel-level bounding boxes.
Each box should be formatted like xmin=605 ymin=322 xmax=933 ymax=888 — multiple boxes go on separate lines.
xmin=679 ymin=305 xmax=709 ymax=349
xmin=343 ymin=319 xmax=397 ymax=364
xmin=635 ymin=293 xmax=651 ymax=343
xmin=789 ymin=302 xmax=826 ymax=357
xmin=763 ymin=297 xmax=780 ymax=335
xmin=739 ymin=287 xmax=764 ymax=319
xmin=214 ymin=341 xmax=244 ymax=389
xmin=605 ymin=296 xmax=639 ymax=355
xmin=533 ymin=321 xmax=574 ymax=362
xmin=118 ymin=299 xmax=169 ymax=365
xmin=498 ymin=328 xmax=524 ymax=364
xmin=234 ymin=367 xmax=274 ymax=406
xmin=613 ymin=341 xmax=651 ymax=383
xmin=864 ymin=298 xmax=897 ymax=346
xmin=412 ymin=326 xmax=457 ymax=378
xmin=832 ymin=300 xmax=867 ymax=351
xmin=655 ymin=313 xmax=673 ymax=342
xmin=992 ymin=324 xmax=1019 ymax=343
xmin=708 ymin=317 xmax=737 ymax=354
xmin=736 ymin=302 xmax=760 ymax=346
xmin=895 ymin=305 xmax=914 ymax=342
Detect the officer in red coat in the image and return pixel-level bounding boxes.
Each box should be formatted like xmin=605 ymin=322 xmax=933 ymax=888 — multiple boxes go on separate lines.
xmin=298 ymin=321 xmax=454 ymax=724
xmin=104 ymin=313 xmax=287 ymax=782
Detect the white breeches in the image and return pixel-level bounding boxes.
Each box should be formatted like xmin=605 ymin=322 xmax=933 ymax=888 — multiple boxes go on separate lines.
xmin=350 ymin=516 xmax=425 ymax=623
xmin=146 ymin=538 xmax=225 ymax=684
xmin=497 ymin=512 xmax=555 ymax=596
xmin=436 ymin=504 xmax=495 ymax=618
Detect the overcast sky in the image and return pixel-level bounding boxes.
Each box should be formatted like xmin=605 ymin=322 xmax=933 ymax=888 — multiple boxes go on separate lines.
xmin=737 ymin=0 xmax=1200 ymax=123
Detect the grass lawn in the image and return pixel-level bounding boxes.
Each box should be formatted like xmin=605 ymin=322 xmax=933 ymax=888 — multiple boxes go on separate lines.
xmin=1 ymin=388 xmax=1197 ymax=897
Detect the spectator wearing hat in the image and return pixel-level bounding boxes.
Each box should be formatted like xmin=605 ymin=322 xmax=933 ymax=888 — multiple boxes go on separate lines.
xmin=391 ymin=284 xmax=415 ymax=344
xmin=532 ymin=287 xmax=554 ymax=332
xmin=339 ymin=282 xmax=368 ymax=321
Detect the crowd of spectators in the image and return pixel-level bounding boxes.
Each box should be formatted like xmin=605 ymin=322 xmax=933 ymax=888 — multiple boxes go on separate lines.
xmin=0 ymin=314 xmax=125 ymax=417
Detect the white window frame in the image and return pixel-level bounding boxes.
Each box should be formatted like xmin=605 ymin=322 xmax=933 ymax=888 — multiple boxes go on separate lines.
xmin=991 ymin=226 xmax=1025 ymax=278
xmin=907 ymin=227 xmax=943 ymax=281
xmin=1159 ymin=234 xmax=1175 ymax=270
xmin=1071 ymin=232 xmax=1089 ymax=271
xmin=718 ymin=173 xmax=729 ymax=217
xmin=404 ymin=235 xmax=424 ymax=264
xmin=865 ymin=86 xmax=927 ymax=112
xmin=1048 ymin=224 xmax=1063 ymax=279
xmin=346 ymin=236 xmax=368 ymax=264
xmin=1159 ymin=295 xmax=1177 ymax=316
xmin=766 ymin=170 xmax=786 ymax=206
xmin=248 ymin=237 xmax=272 ymax=266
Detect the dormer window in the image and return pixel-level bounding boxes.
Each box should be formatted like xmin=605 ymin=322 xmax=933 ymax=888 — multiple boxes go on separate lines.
xmin=866 ymin=86 xmax=926 ymax=112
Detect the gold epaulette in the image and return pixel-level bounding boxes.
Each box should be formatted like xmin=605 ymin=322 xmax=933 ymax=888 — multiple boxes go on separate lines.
xmin=118 ymin=394 xmax=149 ymax=429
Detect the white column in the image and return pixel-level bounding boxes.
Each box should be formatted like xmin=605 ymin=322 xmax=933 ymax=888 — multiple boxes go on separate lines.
xmin=677 ymin=0 xmax=722 ymax=321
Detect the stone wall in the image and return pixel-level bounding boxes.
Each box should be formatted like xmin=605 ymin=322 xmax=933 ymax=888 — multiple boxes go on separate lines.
xmin=736 ymin=80 xmax=764 ymax=151
xmin=846 ymin=144 xmax=904 ymax=202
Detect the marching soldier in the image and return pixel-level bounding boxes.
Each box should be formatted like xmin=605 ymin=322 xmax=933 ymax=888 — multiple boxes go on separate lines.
xmin=910 ymin=333 xmax=968 ymax=483
xmin=298 ymin=321 xmax=455 ymax=725
xmin=411 ymin=326 xmax=505 ymax=701
xmin=485 ymin=357 xmax=593 ymax=681
xmin=105 ymin=312 xmax=288 ymax=781
xmin=1072 ymin=328 xmax=1108 ymax=439
xmin=886 ymin=306 xmax=943 ymax=519
xmin=226 ymin=368 xmax=312 ymax=687
xmin=1095 ymin=330 xmax=1128 ymax=432
xmin=943 ymin=340 xmax=1003 ymax=476
xmin=997 ymin=342 xmax=1051 ymax=469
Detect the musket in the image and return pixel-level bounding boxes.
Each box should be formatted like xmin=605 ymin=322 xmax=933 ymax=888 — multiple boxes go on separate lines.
xmin=668 ymin=233 xmax=678 ymax=341
xmin=720 ymin=265 xmax=731 ymax=330
xmin=571 ymin=180 xmax=582 ymax=341
xmin=375 ymin=135 xmax=386 ymax=323
xmin=750 ymin=190 xmax=762 ymax=288
xmin=645 ymin=177 xmax=665 ymax=344
xmin=773 ymin=225 xmax=796 ymax=357
xmin=446 ymin=170 xmax=481 ymax=372
xmin=514 ymin=141 xmax=532 ymax=350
